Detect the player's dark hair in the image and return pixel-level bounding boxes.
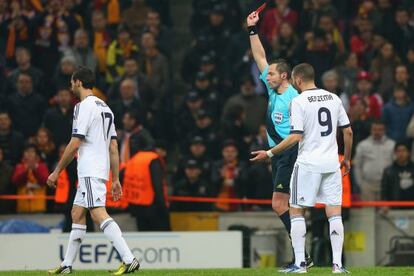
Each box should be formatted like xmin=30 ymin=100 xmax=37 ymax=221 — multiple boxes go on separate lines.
xmin=269 ymin=59 xmax=292 ymax=79
xmin=124 ymin=109 xmax=142 ymax=125
xmin=15 ymin=47 xmax=31 ymax=57
xmin=370 ymin=119 xmax=385 ymax=127
xmin=292 ymin=63 xmax=315 ymax=82
xmin=72 ymin=66 xmax=95 ymax=89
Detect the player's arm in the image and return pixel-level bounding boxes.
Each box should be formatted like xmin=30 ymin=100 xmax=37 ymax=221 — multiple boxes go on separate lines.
xmin=109 ymin=139 xmax=120 ymax=182
xmin=341 ymin=126 xmax=353 ymax=175
xmin=247 ymin=11 xmax=268 ymax=72
xmin=338 ymin=102 xmax=353 ymax=175
xmin=47 ymin=137 xmax=82 ymax=187
xmin=250 ymin=133 xmax=302 ymax=162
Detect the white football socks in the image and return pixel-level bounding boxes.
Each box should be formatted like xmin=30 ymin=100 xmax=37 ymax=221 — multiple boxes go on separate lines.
xmin=291 ymin=216 xmax=306 ymax=267
xmin=61 ymin=224 xmax=86 ymax=267
xmin=100 ymin=217 xmax=134 ymax=264
xmin=329 ymin=215 xmax=344 ymax=267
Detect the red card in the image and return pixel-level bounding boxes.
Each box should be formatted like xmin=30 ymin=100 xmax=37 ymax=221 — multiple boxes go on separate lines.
xmin=256 ymin=2 xmax=267 ymax=14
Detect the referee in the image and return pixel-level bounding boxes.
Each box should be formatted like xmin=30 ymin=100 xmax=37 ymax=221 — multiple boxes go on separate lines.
xmin=247 ymin=10 xmax=312 ymax=271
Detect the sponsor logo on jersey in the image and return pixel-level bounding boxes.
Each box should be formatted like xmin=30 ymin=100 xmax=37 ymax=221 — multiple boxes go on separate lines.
xmin=273 ymin=112 xmax=283 ymax=124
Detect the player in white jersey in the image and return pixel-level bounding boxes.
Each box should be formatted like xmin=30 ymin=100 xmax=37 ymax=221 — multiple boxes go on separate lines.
xmin=251 ymin=63 xmax=353 ymax=274
xmin=46 ymin=67 xmax=139 ymax=275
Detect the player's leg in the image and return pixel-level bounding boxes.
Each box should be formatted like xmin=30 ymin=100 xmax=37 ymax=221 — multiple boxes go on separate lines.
xmin=48 ymin=180 xmax=88 ymax=274
xmin=321 ymin=170 xmax=349 ymax=273
xmin=61 ymin=205 xmax=87 ymax=266
xmin=86 ymin=177 xmax=139 ymax=274
xmin=287 ymin=164 xmax=320 ymax=273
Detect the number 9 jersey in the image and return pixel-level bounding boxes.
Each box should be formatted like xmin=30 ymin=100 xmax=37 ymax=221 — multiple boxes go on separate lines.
xmin=72 ymin=95 xmax=116 ymax=181
xmin=289 ymin=88 xmax=350 ymax=173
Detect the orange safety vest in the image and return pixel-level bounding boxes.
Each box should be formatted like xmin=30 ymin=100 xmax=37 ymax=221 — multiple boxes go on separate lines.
xmin=315 ymin=155 xmax=351 ymax=208
xmin=123 ymin=151 xmax=159 ymax=206
xmin=105 ymin=170 xmax=129 ymax=209
xmin=55 ymin=169 xmax=70 ymax=203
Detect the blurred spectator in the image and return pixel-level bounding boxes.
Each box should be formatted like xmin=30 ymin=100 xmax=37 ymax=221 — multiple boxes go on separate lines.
xmin=349 ymin=99 xmax=374 ymax=154
xmin=0 ymin=111 xmax=24 ymax=165
xmin=176 ymin=91 xmax=205 ymax=144
xmin=272 ymin=22 xmax=299 ymax=60
xmin=350 ymin=71 xmax=383 ymax=119
xmin=43 ymin=88 xmax=73 ymax=147
xmin=119 ymin=110 xmax=154 ymax=164
xmin=370 ymin=42 xmax=401 ymax=100
xmin=354 ymin=121 xmax=395 ymax=200
xmin=12 ymin=144 xmax=49 ymax=213
xmin=189 ymin=109 xmax=219 ymax=159
xmin=394 ymin=65 xmax=414 ymax=99
xmin=172 ymin=159 xmax=216 ymax=211
xmin=406 ymin=46 xmax=414 ymax=76
xmin=0 ymin=147 xmax=14 ymax=214
xmin=91 ymin=10 xmax=113 ymax=74
xmin=222 ymin=75 xmax=267 ymax=134
xmin=381 ymin=143 xmax=414 ymax=207
xmin=259 ymin=0 xmax=298 ymax=46
xmin=106 ymin=24 xmax=139 ymax=83
xmin=121 ymin=0 xmax=151 ymax=40
xmin=107 ymin=58 xmax=152 ymax=104
xmin=174 ymin=136 xmax=212 ymax=183
xmin=3 ymin=5 xmax=32 ymax=66
xmin=298 ymin=29 xmax=337 ymax=85
xmin=193 ymin=71 xmax=220 ymax=117
xmin=322 ymin=70 xmax=349 ymax=110
xmin=390 ymin=7 xmax=414 ymax=59
xmin=211 ymin=140 xmax=248 ymax=211
xmin=141 ymin=10 xmax=171 ymax=57
xmin=140 ymin=31 xmax=169 ymax=109
xmin=382 ymin=85 xmax=414 ymax=143
xmin=34 ymin=127 xmax=57 ymax=170
xmin=109 ymin=78 xmax=146 ymax=129
xmin=318 ymin=14 xmax=345 ymax=54
xmin=5 ymin=47 xmax=44 ymax=97
xmin=52 ymin=55 xmax=77 ymax=92
xmin=220 ymin=104 xmax=252 ymax=159
xmin=7 ymin=72 xmax=47 ymax=138
xmin=64 ymin=29 xmax=98 ymax=74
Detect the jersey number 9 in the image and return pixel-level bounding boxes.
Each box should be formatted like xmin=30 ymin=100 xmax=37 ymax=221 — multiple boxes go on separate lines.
xmin=318 ymin=107 xmax=332 ymax=137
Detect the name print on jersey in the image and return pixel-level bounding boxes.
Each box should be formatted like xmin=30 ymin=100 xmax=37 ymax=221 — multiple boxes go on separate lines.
xmin=307 ymin=94 xmax=333 ymax=103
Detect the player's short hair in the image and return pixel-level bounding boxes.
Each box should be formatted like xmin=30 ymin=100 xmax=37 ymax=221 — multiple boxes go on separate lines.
xmin=17 ymin=71 xmax=33 ymax=80
xmin=394 ymin=84 xmax=407 ymax=92
xmin=292 ymin=63 xmax=315 ymax=82
xmin=15 ymin=47 xmax=31 ymax=57
xmin=72 ymin=66 xmax=95 ymax=89
xmin=269 ymin=59 xmax=292 ymax=79
xmin=370 ymin=119 xmax=385 ymax=127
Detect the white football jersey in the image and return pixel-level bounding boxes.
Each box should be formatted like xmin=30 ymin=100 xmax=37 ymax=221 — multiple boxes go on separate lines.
xmin=72 ymin=95 xmax=116 ymax=180
xmin=290 ymin=88 xmax=350 ymax=173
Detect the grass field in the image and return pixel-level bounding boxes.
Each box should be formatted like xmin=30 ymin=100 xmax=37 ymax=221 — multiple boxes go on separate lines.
xmin=0 ymin=267 xmax=413 ymax=276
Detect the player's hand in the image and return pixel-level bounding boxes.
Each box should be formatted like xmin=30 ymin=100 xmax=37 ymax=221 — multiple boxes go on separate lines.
xmin=111 ymin=180 xmax=122 ymax=201
xmin=47 ymin=171 xmax=59 ymax=188
xmin=247 ymin=11 xmax=259 ymax=26
xmin=341 ymin=159 xmax=351 ymax=176
xmin=250 ymin=150 xmax=269 ymax=162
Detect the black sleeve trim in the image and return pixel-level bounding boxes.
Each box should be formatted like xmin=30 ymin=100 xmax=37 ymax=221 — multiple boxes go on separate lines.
xmin=72 ymin=134 xmax=85 ymax=139
xmin=111 ymin=136 xmax=117 ymax=140
xmin=290 ymin=130 xmax=304 ymax=134
xmin=338 ymin=124 xmax=351 ymax=129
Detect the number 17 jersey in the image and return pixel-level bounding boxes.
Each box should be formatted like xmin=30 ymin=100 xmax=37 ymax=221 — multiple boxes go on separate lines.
xmin=72 ymin=95 xmax=117 ymax=180
xmin=289 ymin=88 xmax=350 ymax=173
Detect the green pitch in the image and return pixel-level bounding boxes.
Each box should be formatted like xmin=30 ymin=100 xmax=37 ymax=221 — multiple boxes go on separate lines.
xmin=0 ymin=267 xmax=413 ymax=276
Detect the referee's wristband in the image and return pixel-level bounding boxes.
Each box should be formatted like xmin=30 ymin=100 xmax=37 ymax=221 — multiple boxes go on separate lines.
xmin=248 ymin=25 xmax=258 ymax=36
xmin=266 ymin=150 xmax=274 ymax=158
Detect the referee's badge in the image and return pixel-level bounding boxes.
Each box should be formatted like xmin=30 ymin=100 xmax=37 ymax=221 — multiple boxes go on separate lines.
xmin=273 ymin=112 xmax=283 ymax=124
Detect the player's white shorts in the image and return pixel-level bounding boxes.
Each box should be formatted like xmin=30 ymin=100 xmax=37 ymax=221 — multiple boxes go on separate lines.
xmin=289 ymin=163 xmax=342 ymax=207
xmin=73 ymin=177 xmax=107 ymax=208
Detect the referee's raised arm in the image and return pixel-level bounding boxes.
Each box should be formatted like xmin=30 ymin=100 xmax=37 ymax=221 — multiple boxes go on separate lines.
xmin=247 ymin=11 xmax=268 ymax=73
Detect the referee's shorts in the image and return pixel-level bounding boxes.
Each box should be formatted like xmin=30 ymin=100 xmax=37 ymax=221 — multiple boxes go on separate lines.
xmin=271 ymin=144 xmax=298 ymax=194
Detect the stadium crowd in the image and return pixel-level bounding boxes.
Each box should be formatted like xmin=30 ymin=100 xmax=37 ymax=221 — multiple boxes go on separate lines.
xmin=1 ymin=0 xmax=414 ymax=215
